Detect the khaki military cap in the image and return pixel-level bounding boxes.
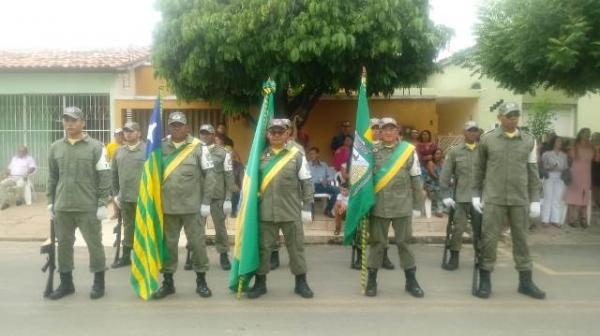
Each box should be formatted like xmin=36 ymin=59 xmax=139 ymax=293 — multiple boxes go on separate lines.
xmin=370 ymin=118 xmax=381 ymax=128
xmin=123 ymin=122 xmax=140 ymax=131
xmin=268 ymin=118 xmax=291 ymax=130
xmin=464 ymin=121 xmax=479 ymax=131
xmin=380 ymin=117 xmax=398 ymax=127
xmin=498 ymin=102 xmax=520 ymax=116
xmin=199 ymin=124 xmax=215 ymax=133
xmin=168 ymin=111 xmax=187 ymax=125
xmin=63 ymin=106 xmax=84 ymax=120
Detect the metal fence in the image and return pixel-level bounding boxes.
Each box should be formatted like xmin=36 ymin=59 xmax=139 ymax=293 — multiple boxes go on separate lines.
xmin=0 ymin=94 xmax=111 ymax=191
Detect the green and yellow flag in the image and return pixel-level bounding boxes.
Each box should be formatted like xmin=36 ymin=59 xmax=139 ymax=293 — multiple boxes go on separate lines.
xmin=229 ymin=80 xmax=276 ymax=294
xmin=130 ymin=95 xmax=165 ymax=300
xmin=343 ymin=73 xmax=376 ymax=245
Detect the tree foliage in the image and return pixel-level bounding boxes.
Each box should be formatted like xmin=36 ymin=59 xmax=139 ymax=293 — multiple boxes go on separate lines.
xmin=469 ymin=0 xmax=600 ymax=95
xmin=526 ymin=98 xmax=556 ymax=140
xmin=152 ymin=0 xmax=451 ymax=118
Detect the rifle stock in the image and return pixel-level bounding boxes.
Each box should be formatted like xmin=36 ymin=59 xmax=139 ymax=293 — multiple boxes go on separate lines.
xmin=112 ymin=210 xmax=122 ymax=265
xmin=470 ymin=206 xmax=482 ymax=295
xmin=41 ymin=218 xmax=56 ymax=298
xmin=441 ymin=208 xmax=455 ymax=267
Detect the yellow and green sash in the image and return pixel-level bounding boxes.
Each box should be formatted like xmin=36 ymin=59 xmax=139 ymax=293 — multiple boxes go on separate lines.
xmin=163 ymin=138 xmax=201 ymax=181
xmin=260 ymin=146 xmax=299 ymax=193
xmin=373 ymin=141 xmax=414 ymax=193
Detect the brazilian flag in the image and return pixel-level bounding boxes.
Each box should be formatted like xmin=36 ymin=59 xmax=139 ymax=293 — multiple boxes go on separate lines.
xmin=130 ymin=95 xmax=165 ymax=300
xmin=229 ymin=80 xmax=276 ymax=293
xmin=343 ymin=74 xmax=376 ymax=245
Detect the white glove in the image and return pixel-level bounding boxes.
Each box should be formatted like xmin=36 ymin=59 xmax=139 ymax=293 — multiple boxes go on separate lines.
xmin=223 ymin=200 xmax=232 ymax=216
xmin=301 ymin=210 xmax=312 ymax=224
xmin=47 ymin=204 xmax=55 ymax=220
xmin=472 ymin=197 xmax=483 ymax=214
xmin=529 ymin=202 xmax=541 ymax=218
xmin=412 ymin=210 xmax=422 ymax=218
xmin=200 ymin=204 xmax=211 ymax=218
xmin=442 ymin=198 xmax=456 ymax=209
xmin=96 ymin=206 xmax=108 ymax=221
xmin=113 ymin=196 xmax=121 ymax=209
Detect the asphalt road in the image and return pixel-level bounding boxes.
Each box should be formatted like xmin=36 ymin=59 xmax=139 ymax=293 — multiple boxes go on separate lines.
xmin=1 ymin=242 xmax=600 ymax=336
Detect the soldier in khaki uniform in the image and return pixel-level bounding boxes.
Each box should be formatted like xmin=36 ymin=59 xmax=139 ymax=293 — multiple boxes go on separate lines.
xmin=198 ymin=124 xmax=235 ymax=270
xmin=46 ymin=106 xmax=111 ymax=300
xmin=111 ymin=122 xmax=146 ymax=268
xmin=366 ymin=117 xmax=424 ymax=298
xmin=472 ymin=102 xmax=545 ymax=299
xmin=439 ymin=121 xmax=481 ymax=270
xmin=153 ymin=112 xmax=212 ymax=299
xmin=246 ymin=119 xmax=315 ymax=299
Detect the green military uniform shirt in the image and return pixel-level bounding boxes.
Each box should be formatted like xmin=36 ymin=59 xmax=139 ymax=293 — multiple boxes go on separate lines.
xmin=473 ymin=127 xmax=541 ymax=206
xmin=259 ymin=143 xmax=314 ymax=222
xmin=372 ymin=141 xmax=423 ymax=218
xmin=161 ymin=135 xmax=207 ymax=215
xmin=47 ymin=134 xmax=111 ymax=212
xmin=439 ymin=143 xmax=479 ymax=202
xmin=112 ymin=141 xmax=146 ymax=202
xmin=201 ymin=144 xmax=234 ymax=200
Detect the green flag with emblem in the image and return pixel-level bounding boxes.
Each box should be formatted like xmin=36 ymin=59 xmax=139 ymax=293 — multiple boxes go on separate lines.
xmin=343 ymin=72 xmax=376 ymax=245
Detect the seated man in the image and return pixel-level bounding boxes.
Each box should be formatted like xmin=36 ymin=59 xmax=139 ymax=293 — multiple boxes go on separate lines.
xmin=0 ymin=146 xmax=36 ymax=210
xmin=334 ymin=183 xmax=349 ymax=235
xmin=308 ymin=147 xmax=339 ymax=218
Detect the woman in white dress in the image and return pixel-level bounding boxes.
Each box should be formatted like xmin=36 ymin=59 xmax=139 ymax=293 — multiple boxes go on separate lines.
xmin=541 ymin=137 xmax=568 ymax=228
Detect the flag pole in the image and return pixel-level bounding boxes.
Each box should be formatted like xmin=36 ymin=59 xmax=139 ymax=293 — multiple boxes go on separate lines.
xmin=359 ymin=66 xmax=368 ymax=294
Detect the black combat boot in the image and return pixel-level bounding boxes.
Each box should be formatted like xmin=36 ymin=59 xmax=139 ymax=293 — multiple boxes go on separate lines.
xmin=365 ymin=268 xmax=378 ymax=297
xmin=382 ymin=248 xmax=395 ymax=270
xmin=195 ymin=272 xmax=212 ymax=298
xmin=270 ymin=250 xmax=280 ymax=270
xmin=518 ymin=271 xmax=546 ymax=299
xmin=294 ymin=274 xmax=314 ymax=299
xmin=475 ymin=269 xmax=491 ymax=298
xmin=183 ymin=247 xmax=192 ymax=271
xmin=442 ymin=250 xmax=460 ymax=271
xmin=90 ymin=271 xmax=105 ymax=299
xmin=247 ymin=274 xmax=267 ymax=299
xmin=404 ymin=267 xmax=425 ymax=298
xmin=220 ymin=253 xmax=231 ymax=271
xmin=111 ymin=247 xmax=131 ymax=268
xmin=48 ymin=272 xmax=75 ymax=300
xmin=153 ymin=273 xmax=175 ymax=299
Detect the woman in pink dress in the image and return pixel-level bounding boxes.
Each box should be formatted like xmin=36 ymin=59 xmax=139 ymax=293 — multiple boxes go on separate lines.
xmin=565 ymin=128 xmax=595 ymax=228
xmin=333 ymin=135 xmax=353 ymax=172
xmin=416 ymin=130 xmax=438 ymax=166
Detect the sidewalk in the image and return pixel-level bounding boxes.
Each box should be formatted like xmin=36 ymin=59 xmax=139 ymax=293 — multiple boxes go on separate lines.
xmin=1 ymin=193 xmax=599 ymax=246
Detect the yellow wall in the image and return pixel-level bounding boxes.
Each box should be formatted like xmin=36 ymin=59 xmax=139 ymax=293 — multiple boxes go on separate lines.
xmin=134 ymin=65 xmax=170 ymax=96
xmin=437 ymin=99 xmax=478 ymax=136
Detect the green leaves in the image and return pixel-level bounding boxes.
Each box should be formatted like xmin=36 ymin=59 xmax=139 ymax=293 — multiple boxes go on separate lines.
xmin=153 ymin=0 xmax=450 ymax=116
xmin=470 ymin=0 xmax=600 ymax=95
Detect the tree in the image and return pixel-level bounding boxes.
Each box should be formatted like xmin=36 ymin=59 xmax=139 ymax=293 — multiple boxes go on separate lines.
xmin=468 ymin=0 xmax=600 ymax=95
xmin=152 ymin=0 xmax=451 ymax=119
xmin=526 ymin=98 xmax=556 ymax=141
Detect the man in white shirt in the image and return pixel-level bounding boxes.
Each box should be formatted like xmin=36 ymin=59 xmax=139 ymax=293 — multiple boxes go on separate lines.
xmin=1 ymin=146 xmax=36 ymax=209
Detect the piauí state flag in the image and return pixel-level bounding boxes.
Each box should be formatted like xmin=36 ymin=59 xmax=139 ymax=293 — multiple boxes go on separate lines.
xmin=130 ymin=95 xmax=165 ymax=300
xmin=343 ymin=75 xmax=376 ymax=245
xmin=229 ymin=80 xmax=276 ymax=293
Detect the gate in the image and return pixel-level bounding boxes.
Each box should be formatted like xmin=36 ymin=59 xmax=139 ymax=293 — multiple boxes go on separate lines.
xmin=0 ymin=94 xmax=111 ymax=191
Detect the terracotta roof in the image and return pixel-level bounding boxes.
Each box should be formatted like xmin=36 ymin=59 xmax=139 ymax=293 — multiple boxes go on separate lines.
xmin=0 ymin=47 xmax=150 ymax=71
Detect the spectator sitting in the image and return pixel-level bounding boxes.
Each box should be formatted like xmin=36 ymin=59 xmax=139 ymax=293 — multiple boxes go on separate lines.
xmin=330 ymin=120 xmax=353 ymax=152
xmin=333 ymin=135 xmax=353 ymax=172
xmin=0 ymin=146 xmax=37 ymax=210
xmin=308 ymin=147 xmax=339 ymax=218
xmin=336 ymin=162 xmax=349 ymax=186
xmin=541 ymin=136 xmax=568 ymax=228
xmin=334 ymin=183 xmax=349 ymax=236
xmin=416 ymin=129 xmax=438 ymax=166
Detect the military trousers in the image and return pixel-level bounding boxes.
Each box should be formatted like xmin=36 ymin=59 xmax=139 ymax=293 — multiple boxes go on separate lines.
xmin=367 ymin=216 xmax=415 ymax=270
xmin=449 ymin=202 xmax=482 ymax=251
xmin=121 ymin=201 xmax=137 ymax=248
xmin=162 ymin=213 xmax=209 ymax=273
xmin=210 ymin=198 xmax=229 ymax=253
xmin=257 ymin=221 xmax=307 ymax=275
xmin=480 ymin=204 xmax=532 ymax=272
xmin=55 ymin=211 xmax=107 ymax=273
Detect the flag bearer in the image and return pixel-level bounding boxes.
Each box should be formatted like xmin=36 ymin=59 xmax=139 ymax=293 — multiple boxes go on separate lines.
xmin=439 ymin=121 xmax=481 ymax=270
xmin=246 ymin=119 xmax=315 ymax=299
xmin=153 ymin=111 xmax=212 ymax=299
xmin=472 ymin=102 xmax=546 ymax=299
xmin=198 ymin=124 xmax=235 ymax=270
xmin=365 ymin=117 xmax=425 ymax=298
xmin=46 ymin=106 xmax=111 ymax=300
xmin=111 ymin=122 xmax=146 ymax=268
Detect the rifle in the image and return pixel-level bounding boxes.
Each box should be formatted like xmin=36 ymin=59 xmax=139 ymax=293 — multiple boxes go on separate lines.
xmin=470 ymin=206 xmax=483 ymax=295
xmin=112 ymin=210 xmax=123 ymax=266
xmin=40 ymin=218 xmax=56 ymax=298
xmin=441 ymin=207 xmax=455 ymax=268
xmin=350 ymin=221 xmax=363 ymax=270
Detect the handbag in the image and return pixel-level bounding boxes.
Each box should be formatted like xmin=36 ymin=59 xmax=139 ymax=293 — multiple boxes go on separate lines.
xmin=561 ymin=169 xmax=572 ymax=185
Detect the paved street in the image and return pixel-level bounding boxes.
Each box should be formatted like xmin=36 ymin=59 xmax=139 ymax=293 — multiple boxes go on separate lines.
xmin=1 ymin=242 xmax=600 ymax=336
